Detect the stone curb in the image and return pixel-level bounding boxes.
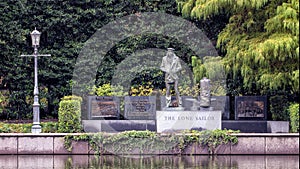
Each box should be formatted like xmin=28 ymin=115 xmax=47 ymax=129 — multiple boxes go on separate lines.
xmin=0 ymin=133 xmax=298 ymax=155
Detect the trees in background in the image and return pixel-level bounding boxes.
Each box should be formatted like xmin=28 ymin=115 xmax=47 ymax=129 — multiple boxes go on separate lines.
xmin=0 ymin=0 xmax=298 ymax=120
xmin=0 ymin=0 xmax=223 ymax=119
xmin=177 ymin=0 xmax=299 ymax=120
xmin=177 ymin=0 xmax=299 ymax=96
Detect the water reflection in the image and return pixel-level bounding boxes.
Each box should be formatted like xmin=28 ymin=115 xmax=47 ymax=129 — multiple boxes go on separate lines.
xmin=0 ymin=155 xmax=298 ymax=169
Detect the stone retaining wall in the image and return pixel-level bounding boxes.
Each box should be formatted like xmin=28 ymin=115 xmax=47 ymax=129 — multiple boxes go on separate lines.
xmin=0 ymin=133 xmax=298 ymax=155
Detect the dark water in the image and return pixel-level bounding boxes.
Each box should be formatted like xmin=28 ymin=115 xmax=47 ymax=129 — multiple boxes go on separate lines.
xmin=0 ymin=155 xmax=299 ymax=169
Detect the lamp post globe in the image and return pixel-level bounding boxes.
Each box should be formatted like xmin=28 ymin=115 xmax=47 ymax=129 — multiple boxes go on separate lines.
xmin=31 ymin=28 xmax=41 ymax=47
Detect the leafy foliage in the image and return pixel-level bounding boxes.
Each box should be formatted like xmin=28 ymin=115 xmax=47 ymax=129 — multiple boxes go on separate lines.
xmin=0 ymin=91 xmax=8 ymax=115
xmin=2 ymin=0 xmax=225 ymax=120
xmin=64 ymin=134 xmax=90 ymax=152
xmin=2 ymin=0 xmax=297 ymax=121
xmin=0 ymin=122 xmax=57 ymax=133
xmin=64 ymin=129 xmax=239 ymax=155
xmin=182 ymin=129 xmax=239 ymax=154
xmin=92 ymin=83 xmax=126 ymax=96
xmin=58 ymin=95 xmax=82 ymax=133
xmin=191 ymin=56 xmax=226 ymax=96
xmin=177 ymin=0 xmax=299 ymax=96
xmin=0 ymin=0 xmax=185 ymax=119
xmin=130 ymin=83 xmax=155 ymax=96
xmin=289 ymin=103 xmax=299 ymax=132
xmin=269 ymin=95 xmax=290 ymax=121
xmin=93 ymin=82 xmax=201 ymax=97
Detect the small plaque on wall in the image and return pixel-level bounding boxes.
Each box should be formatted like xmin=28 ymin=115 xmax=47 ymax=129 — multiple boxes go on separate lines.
xmin=88 ymin=96 xmax=120 ymax=119
xmin=235 ymin=96 xmax=267 ymax=120
xmin=124 ymin=96 xmax=156 ymax=120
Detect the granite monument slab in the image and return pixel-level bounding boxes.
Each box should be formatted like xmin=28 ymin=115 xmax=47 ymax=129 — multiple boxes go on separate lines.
xmin=87 ymin=96 xmax=120 ymax=119
xmin=124 ymin=96 xmax=156 ymax=120
xmin=210 ymin=96 xmax=230 ymax=120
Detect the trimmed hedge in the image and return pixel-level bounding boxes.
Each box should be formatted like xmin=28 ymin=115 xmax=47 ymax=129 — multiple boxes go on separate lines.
xmin=58 ymin=95 xmax=83 ymax=133
xmin=289 ymin=103 xmax=299 ymax=133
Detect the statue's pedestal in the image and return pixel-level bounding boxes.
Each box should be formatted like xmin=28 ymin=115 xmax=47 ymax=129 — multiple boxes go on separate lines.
xmin=156 ymin=110 xmax=222 ymax=133
xmin=200 ymin=107 xmax=214 ymax=111
xmin=162 ymin=106 xmax=185 ymax=111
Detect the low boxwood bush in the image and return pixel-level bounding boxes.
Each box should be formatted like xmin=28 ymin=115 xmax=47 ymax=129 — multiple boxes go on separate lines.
xmin=58 ymin=95 xmax=83 ymax=133
xmin=0 ymin=122 xmax=58 ymax=133
xmin=41 ymin=122 xmax=58 ymax=133
xmin=0 ymin=123 xmax=31 ymax=133
xmin=289 ymin=103 xmax=299 ymax=133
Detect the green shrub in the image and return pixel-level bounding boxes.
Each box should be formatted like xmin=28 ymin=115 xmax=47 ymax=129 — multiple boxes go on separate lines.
xmin=61 ymin=95 xmax=83 ymax=102
xmin=269 ymin=95 xmax=290 ymax=121
xmin=41 ymin=122 xmax=58 ymax=133
xmin=58 ymin=95 xmax=83 ymax=133
xmin=289 ymin=103 xmax=299 ymax=133
xmin=0 ymin=123 xmax=11 ymax=133
xmin=0 ymin=91 xmax=8 ymax=114
xmin=0 ymin=123 xmax=31 ymax=133
xmin=92 ymin=84 xmax=126 ymax=96
xmin=0 ymin=122 xmax=58 ymax=133
xmin=0 ymin=123 xmax=26 ymax=133
xmin=130 ymin=83 xmax=154 ymax=96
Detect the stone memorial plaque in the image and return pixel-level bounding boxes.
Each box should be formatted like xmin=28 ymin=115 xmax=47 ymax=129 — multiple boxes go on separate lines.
xmin=210 ymin=96 xmax=230 ymax=120
xmin=235 ymin=96 xmax=267 ymax=120
xmin=124 ymin=96 xmax=156 ymax=120
xmin=88 ymin=96 xmax=120 ymax=119
xmin=156 ymin=111 xmax=222 ymax=133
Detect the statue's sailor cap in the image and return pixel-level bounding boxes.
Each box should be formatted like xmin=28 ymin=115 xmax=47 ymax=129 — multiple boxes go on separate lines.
xmin=167 ymin=48 xmax=175 ymax=51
